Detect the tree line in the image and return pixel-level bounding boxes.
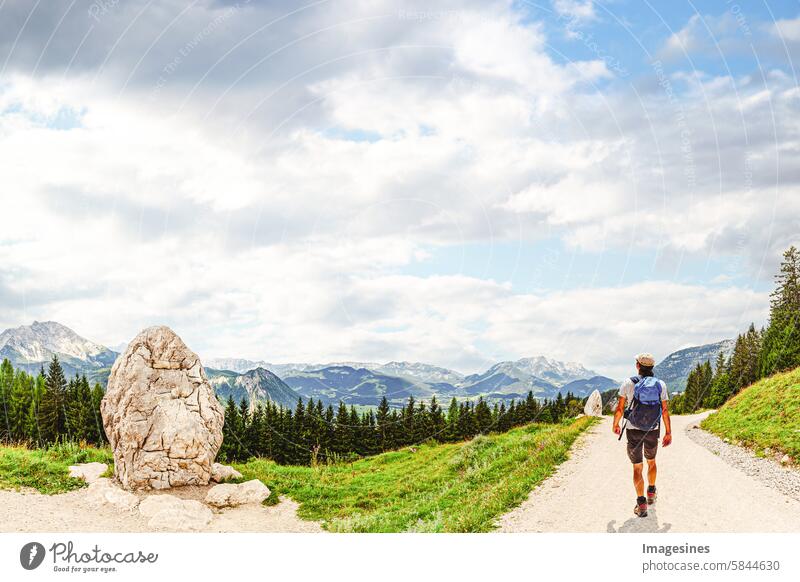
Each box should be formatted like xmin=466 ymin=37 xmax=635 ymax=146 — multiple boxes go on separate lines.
xmin=672 ymin=246 xmax=800 ymax=413
xmin=0 ymin=356 xmax=106 ymax=446
xmin=219 ymin=390 xmax=584 ymax=465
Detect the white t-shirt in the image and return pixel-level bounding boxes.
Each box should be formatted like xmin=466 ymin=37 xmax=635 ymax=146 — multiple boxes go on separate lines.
xmin=619 ymin=376 xmax=668 ymax=431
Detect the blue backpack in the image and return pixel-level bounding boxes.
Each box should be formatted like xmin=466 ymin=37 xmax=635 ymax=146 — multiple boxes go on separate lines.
xmin=626 ymin=375 xmax=663 ymax=431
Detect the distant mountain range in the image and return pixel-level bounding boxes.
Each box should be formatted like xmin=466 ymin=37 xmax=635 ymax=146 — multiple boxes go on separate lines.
xmin=0 ymin=321 xmax=117 ymax=384
xmin=654 ymin=339 xmax=736 ymax=393
xmin=0 ymin=321 xmax=733 ymax=409
xmin=206 ymin=367 xmax=300 ymax=409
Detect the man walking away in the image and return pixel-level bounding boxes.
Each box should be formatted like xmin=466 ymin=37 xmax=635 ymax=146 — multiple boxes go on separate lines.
xmin=612 ymin=353 xmax=672 ymax=518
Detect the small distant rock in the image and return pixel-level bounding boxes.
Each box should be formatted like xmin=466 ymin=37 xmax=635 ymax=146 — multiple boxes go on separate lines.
xmin=69 ymin=462 xmax=108 ymax=484
xmin=139 ymin=495 xmax=212 ymax=531
xmin=583 ymin=389 xmax=603 ymax=417
xmin=211 ymin=463 xmax=242 ymax=483
xmin=205 ymin=479 xmax=270 ymax=508
xmin=781 ymin=454 xmax=791 ymax=465
xmin=85 ymin=478 xmax=139 ymax=511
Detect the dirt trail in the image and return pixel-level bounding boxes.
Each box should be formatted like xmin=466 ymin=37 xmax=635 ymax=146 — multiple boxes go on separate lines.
xmin=0 ymin=483 xmax=322 ymax=533
xmin=498 ymin=413 xmax=800 ymax=533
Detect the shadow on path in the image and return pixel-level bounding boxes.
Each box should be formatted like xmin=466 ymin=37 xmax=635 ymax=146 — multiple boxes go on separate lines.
xmin=607 ymin=506 xmax=672 ymax=533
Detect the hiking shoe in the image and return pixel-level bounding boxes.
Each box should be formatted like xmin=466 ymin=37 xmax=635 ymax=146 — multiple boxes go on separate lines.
xmin=634 ymin=497 xmax=648 ymax=517
xmin=647 ymin=486 xmax=657 ymax=505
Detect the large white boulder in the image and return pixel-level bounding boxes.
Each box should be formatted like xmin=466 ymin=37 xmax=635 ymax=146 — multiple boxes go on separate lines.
xmin=583 ymin=389 xmax=603 ymax=417
xmin=139 ymin=494 xmax=213 ymax=531
xmin=100 ymin=326 xmax=224 ymax=490
xmin=205 ymin=479 xmax=271 ymax=508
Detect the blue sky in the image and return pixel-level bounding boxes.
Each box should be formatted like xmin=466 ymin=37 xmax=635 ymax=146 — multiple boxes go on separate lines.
xmin=0 ymin=0 xmax=797 ymax=378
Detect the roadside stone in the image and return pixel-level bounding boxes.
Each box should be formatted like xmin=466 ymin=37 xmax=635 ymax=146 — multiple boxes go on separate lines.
xmin=583 ymin=389 xmax=603 ymax=417
xmin=211 ymin=463 xmax=242 ymax=483
xmin=205 ymin=479 xmax=270 ymax=508
xmin=68 ymin=462 xmax=108 ymax=484
xmin=781 ymin=454 xmax=791 ymax=465
xmin=139 ymin=495 xmax=213 ymax=531
xmin=85 ymin=478 xmax=139 ymax=511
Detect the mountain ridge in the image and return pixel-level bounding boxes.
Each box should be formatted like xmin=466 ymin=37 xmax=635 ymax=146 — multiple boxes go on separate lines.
xmin=0 ymin=320 xmax=727 ymax=407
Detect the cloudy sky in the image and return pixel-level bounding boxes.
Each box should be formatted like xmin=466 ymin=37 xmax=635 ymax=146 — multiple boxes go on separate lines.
xmin=1 ymin=0 xmax=798 ymax=378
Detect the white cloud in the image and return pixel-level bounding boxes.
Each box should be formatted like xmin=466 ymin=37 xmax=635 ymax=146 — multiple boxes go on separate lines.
xmin=0 ymin=1 xmax=796 ymax=375
xmin=552 ymin=0 xmax=597 ymax=26
xmin=772 ymin=17 xmax=800 ymax=42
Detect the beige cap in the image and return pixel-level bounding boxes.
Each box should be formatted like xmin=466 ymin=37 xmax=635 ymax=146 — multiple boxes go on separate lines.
xmin=636 ymin=353 xmax=656 ymax=367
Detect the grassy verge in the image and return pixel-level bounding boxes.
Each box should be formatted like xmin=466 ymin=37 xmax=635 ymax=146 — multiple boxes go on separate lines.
xmin=701 ymin=367 xmax=800 ymax=459
xmin=236 ymin=416 xmax=596 ymax=532
xmin=0 ymin=442 xmax=114 ymax=494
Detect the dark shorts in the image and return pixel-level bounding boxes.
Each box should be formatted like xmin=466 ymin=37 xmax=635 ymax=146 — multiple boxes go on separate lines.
xmin=626 ymin=428 xmax=659 ymax=464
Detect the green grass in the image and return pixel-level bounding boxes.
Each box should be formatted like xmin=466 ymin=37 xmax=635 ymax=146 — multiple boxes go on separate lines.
xmin=0 ymin=418 xmax=595 ymax=532
xmin=235 ymin=416 xmax=596 ymax=532
xmin=0 ymin=442 xmax=114 ymax=494
xmin=701 ymin=367 xmax=800 ymax=459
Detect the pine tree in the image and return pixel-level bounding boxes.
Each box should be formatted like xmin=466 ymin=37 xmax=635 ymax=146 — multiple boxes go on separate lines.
xmin=8 ymin=369 xmax=33 ymax=441
xmin=445 ymin=397 xmax=459 ymax=442
xmin=376 ymin=396 xmax=390 ymax=451
xmin=39 ymin=356 xmax=68 ymax=443
xmin=429 ymin=396 xmax=444 ymax=441
xmin=89 ymin=383 xmax=106 ymax=444
xmin=760 ymin=246 xmax=800 ymax=376
xmin=333 ymin=401 xmax=350 ymax=455
xmin=475 ymin=397 xmax=492 ymax=434
xmin=0 ymin=358 xmax=13 ymax=441
xmin=220 ymin=396 xmax=241 ymax=462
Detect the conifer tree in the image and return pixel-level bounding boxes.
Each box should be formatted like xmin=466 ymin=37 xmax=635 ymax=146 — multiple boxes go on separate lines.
xmin=9 ymin=369 xmax=33 ymax=441
xmin=0 ymin=358 xmax=13 ymax=441
xmin=429 ymin=396 xmax=444 ymax=440
xmin=376 ymin=396 xmax=390 ymax=451
xmin=39 ymin=356 xmax=68 ymax=443
xmin=760 ymin=246 xmax=800 ymax=376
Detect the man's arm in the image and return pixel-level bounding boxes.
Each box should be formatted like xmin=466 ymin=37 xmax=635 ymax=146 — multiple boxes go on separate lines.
xmin=661 ymin=400 xmax=672 ymax=446
xmin=612 ymin=395 xmax=626 ymax=434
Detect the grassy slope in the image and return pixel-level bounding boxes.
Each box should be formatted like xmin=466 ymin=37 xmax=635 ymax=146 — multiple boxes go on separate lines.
xmin=0 ymin=443 xmax=113 ymax=494
xmin=701 ymin=367 xmax=800 ymax=459
xmin=235 ymin=416 xmax=596 ymax=532
xmin=0 ymin=417 xmax=595 ymax=532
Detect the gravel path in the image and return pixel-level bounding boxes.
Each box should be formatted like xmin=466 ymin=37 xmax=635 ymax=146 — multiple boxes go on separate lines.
xmin=498 ymin=413 xmax=800 ymax=533
xmin=0 ymin=484 xmax=322 ymax=533
xmin=686 ymin=420 xmax=800 ymax=503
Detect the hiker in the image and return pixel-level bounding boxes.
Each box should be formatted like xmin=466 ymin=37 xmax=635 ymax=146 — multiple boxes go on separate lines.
xmin=612 ymin=353 xmax=672 ymax=518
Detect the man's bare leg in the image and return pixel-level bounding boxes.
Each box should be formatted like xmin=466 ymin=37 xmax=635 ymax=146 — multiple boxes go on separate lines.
xmin=647 ymin=458 xmax=657 ymax=487
xmin=633 ymin=463 xmax=645 ymax=497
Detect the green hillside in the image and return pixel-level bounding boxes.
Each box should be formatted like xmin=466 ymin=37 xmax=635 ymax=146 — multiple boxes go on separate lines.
xmin=0 ymin=417 xmax=595 ymax=532
xmin=701 ymin=367 xmax=800 ymax=459
xmin=235 ymin=416 xmax=595 ymax=532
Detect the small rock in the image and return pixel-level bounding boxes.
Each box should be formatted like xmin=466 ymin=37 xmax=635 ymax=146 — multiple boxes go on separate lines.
xmin=723 ymin=438 xmax=731 ymax=443
xmin=583 ymin=390 xmax=603 ymax=417
xmin=210 ymin=463 xmax=242 ymax=483
xmin=69 ymin=462 xmax=108 ymax=484
xmin=139 ymin=495 xmax=212 ymax=531
xmin=85 ymin=478 xmax=139 ymax=511
xmin=781 ymin=454 xmax=791 ymax=465
xmin=764 ymin=447 xmax=773 ymax=456
xmin=205 ymin=479 xmax=270 ymax=508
